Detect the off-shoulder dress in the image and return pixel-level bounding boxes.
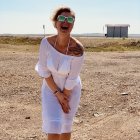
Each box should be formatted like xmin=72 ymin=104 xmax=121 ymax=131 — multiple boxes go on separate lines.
xmin=35 ymin=37 xmax=84 ymax=134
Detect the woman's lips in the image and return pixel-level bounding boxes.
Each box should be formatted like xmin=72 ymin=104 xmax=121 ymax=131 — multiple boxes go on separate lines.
xmin=61 ymin=26 xmax=69 ymax=30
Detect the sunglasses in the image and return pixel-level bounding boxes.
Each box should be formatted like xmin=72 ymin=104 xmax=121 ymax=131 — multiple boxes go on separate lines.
xmin=57 ymin=15 xmax=75 ymax=24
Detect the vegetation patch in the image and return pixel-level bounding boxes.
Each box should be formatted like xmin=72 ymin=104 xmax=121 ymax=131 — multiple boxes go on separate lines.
xmin=85 ymin=45 xmax=140 ymax=52
xmin=0 ymin=36 xmax=41 ymax=45
xmin=0 ymin=36 xmax=140 ymax=52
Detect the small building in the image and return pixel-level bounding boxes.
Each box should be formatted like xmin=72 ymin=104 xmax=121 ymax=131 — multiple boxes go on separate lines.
xmin=105 ymin=24 xmax=130 ymax=38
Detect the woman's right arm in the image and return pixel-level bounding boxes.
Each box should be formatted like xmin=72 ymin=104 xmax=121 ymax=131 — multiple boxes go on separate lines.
xmin=35 ymin=38 xmax=51 ymax=78
xmin=35 ymin=38 xmax=70 ymax=113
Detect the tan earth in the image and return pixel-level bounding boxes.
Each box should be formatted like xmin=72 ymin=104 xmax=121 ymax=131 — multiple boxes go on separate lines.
xmin=0 ymin=44 xmax=140 ymax=140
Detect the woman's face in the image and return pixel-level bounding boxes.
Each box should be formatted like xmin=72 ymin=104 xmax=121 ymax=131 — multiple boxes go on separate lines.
xmin=55 ymin=12 xmax=75 ymax=35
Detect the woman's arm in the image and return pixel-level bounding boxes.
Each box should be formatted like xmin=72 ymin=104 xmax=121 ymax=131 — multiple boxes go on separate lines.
xmin=64 ymin=54 xmax=84 ymax=96
xmin=63 ymin=41 xmax=84 ymax=97
xmin=45 ymin=75 xmax=60 ymax=93
xmin=45 ymin=76 xmax=70 ymax=113
xmin=35 ymin=38 xmax=70 ymax=113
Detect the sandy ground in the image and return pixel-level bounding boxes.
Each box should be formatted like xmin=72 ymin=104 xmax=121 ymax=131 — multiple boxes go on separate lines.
xmin=0 ymin=44 xmax=140 ymax=140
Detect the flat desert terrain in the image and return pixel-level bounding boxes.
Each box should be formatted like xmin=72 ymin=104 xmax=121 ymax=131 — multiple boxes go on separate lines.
xmin=0 ymin=38 xmax=140 ymax=140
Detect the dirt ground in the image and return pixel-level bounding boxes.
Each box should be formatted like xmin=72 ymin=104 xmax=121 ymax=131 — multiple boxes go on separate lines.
xmin=0 ymin=44 xmax=140 ymax=140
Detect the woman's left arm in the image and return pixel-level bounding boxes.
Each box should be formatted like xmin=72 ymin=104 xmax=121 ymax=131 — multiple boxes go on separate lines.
xmin=63 ymin=54 xmax=84 ymax=97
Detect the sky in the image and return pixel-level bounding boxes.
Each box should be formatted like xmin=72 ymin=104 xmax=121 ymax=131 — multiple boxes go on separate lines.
xmin=0 ymin=0 xmax=140 ymax=34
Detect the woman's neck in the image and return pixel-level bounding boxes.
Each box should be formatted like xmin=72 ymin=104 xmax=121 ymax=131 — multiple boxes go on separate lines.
xmin=56 ymin=35 xmax=70 ymax=49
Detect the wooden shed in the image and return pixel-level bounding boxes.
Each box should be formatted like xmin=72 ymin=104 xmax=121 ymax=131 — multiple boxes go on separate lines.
xmin=105 ymin=24 xmax=130 ymax=38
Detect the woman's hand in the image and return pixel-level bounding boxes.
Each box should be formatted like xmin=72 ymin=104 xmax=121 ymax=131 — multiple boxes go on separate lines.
xmin=55 ymin=92 xmax=70 ymax=113
xmin=63 ymin=88 xmax=71 ymax=98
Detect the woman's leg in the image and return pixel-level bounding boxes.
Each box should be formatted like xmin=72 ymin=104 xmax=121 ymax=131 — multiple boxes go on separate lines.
xmin=60 ymin=133 xmax=71 ymax=140
xmin=42 ymin=83 xmax=62 ymax=136
xmin=60 ymin=84 xmax=81 ymax=140
xmin=48 ymin=134 xmax=60 ymax=140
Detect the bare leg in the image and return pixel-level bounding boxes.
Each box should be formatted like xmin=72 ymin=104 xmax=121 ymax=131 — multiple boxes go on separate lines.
xmin=60 ymin=133 xmax=71 ymax=140
xmin=48 ymin=134 xmax=60 ymax=140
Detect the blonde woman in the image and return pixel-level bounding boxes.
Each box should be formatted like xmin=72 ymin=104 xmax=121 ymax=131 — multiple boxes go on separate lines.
xmin=35 ymin=6 xmax=84 ymax=140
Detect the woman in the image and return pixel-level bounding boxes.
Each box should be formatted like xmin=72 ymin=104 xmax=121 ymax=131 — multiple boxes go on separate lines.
xmin=35 ymin=6 xmax=84 ymax=140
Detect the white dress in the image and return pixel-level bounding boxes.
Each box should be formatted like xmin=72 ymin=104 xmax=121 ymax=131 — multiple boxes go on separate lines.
xmin=35 ymin=37 xmax=84 ymax=134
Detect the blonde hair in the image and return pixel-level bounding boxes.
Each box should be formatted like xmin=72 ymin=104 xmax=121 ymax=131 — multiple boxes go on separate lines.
xmin=50 ymin=6 xmax=75 ymax=27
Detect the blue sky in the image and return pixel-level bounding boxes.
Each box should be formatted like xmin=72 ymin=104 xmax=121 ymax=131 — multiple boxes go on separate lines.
xmin=0 ymin=0 xmax=140 ymax=34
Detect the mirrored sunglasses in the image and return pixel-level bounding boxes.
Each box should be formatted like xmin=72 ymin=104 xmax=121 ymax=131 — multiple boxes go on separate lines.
xmin=57 ymin=15 xmax=75 ymax=24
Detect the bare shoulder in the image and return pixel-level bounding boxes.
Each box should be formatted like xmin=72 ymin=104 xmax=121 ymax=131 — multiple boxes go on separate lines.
xmin=68 ymin=37 xmax=84 ymax=56
xmin=46 ymin=35 xmax=56 ymax=46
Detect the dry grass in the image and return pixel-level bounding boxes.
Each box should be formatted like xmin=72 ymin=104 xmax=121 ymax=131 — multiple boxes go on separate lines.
xmin=0 ymin=36 xmax=40 ymax=52
xmin=77 ymin=37 xmax=140 ymax=52
xmin=0 ymin=36 xmax=140 ymax=52
xmin=0 ymin=36 xmax=41 ymax=45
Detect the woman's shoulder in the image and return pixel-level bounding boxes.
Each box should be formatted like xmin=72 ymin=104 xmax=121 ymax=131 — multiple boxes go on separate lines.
xmin=40 ymin=36 xmax=55 ymax=50
xmin=68 ymin=37 xmax=84 ymax=57
xmin=46 ymin=35 xmax=57 ymax=46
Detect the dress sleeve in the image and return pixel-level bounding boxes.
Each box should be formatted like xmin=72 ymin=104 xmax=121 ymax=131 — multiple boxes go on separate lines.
xmin=35 ymin=38 xmax=51 ymax=78
xmin=64 ymin=55 xmax=84 ymax=90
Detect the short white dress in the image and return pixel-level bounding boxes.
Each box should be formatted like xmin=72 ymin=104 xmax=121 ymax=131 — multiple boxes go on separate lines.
xmin=35 ymin=37 xmax=84 ymax=134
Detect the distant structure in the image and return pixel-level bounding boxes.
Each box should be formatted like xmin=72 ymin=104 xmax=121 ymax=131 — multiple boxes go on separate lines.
xmin=105 ymin=24 xmax=130 ymax=38
xmin=43 ymin=25 xmax=46 ymax=37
